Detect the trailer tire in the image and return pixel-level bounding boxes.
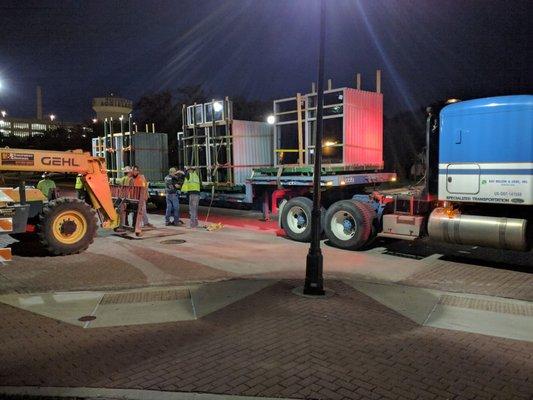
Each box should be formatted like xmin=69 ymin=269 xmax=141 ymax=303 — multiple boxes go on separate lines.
xmin=356 ymin=202 xmax=379 ymax=247
xmin=324 ymin=200 xmax=372 ymax=250
xmin=281 ymin=197 xmax=324 ymax=242
xmin=38 ymin=197 xmax=98 ymax=256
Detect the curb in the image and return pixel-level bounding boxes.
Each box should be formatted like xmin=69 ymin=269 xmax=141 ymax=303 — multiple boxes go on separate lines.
xmin=0 ymin=386 xmax=294 ymax=400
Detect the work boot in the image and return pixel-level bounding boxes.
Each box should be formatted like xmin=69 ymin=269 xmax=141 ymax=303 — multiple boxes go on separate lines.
xmin=165 ymin=221 xmax=173 ymax=226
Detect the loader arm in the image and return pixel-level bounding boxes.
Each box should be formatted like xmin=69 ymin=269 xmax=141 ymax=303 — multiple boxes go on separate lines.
xmin=0 ymin=148 xmax=119 ymax=228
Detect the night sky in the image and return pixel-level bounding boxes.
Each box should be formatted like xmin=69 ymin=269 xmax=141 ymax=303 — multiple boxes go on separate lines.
xmin=0 ymin=0 xmax=531 ymax=122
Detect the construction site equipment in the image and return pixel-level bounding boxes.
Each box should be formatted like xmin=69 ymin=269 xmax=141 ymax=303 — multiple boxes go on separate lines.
xmin=0 ymin=148 xmax=119 ymax=258
xmin=111 ymin=185 xmax=148 ymax=236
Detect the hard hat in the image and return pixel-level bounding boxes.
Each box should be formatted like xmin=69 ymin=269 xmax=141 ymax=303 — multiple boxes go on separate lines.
xmin=123 ymin=166 xmax=132 ymax=173
xmin=169 ymin=167 xmax=177 ymax=174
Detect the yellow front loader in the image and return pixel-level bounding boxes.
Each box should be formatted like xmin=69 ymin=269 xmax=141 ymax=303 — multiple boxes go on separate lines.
xmin=0 ymin=148 xmax=119 ymax=258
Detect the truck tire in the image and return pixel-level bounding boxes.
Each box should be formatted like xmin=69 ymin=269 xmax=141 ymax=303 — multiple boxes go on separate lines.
xmin=356 ymin=201 xmax=379 ymax=247
xmin=281 ymin=197 xmax=325 ymax=242
xmin=324 ymin=200 xmax=372 ymax=250
xmin=38 ymin=197 xmax=98 ymax=255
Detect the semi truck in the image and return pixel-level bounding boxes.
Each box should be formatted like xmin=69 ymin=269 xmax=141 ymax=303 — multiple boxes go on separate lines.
xmin=278 ymin=95 xmax=532 ymax=251
xmin=146 ymin=92 xmax=531 ymax=252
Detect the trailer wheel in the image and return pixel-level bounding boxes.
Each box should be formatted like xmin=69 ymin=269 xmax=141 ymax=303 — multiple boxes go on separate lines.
xmin=325 ymin=200 xmax=372 ymax=250
xmin=38 ymin=197 xmax=98 ymax=255
xmin=356 ymin=202 xmax=379 ymax=247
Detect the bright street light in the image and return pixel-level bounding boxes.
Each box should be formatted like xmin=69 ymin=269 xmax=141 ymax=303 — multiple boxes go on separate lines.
xmin=1 ymin=110 xmax=6 ymax=118
xmin=213 ymin=101 xmax=223 ymax=112
xmin=49 ymin=114 xmax=56 ymax=121
xmin=266 ymin=115 xmax=276 ymax=125
xmin=119 ymin=115 xmax=124 ymax=121
xmin=92 ymin=118 xmax=97 ymax=123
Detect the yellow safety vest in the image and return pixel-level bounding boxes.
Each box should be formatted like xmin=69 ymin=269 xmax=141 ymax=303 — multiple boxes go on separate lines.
xmin=75 ymin=176 xmax=83 ymax=189
xmin=181 ymin=171 xmax=200 ymax=193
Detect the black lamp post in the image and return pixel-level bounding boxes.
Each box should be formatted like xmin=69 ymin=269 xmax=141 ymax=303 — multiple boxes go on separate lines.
xmin=304 ymin=0 xmax=326 ymax=296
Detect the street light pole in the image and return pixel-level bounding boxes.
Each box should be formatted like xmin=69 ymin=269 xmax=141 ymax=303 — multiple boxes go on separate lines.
xmin=304 ymin=0 xmax=326 ymax=296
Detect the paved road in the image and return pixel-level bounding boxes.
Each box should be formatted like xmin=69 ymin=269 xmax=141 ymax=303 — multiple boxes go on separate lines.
xmin=0 ymin=208 xmax=532 ymax=400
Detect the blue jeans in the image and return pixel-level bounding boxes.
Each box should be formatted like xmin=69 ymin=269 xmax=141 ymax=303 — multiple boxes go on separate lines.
xmin=166 ymin=193 xmax=180 ymax=223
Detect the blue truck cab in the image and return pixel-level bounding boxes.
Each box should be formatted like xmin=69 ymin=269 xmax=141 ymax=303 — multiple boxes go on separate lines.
xmin=438 ymin=95 xmax=533 ymax=205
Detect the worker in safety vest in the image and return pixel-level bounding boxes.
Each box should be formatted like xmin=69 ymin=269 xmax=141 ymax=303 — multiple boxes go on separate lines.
xmin=181 ymin=166 xmax=201 ymax=228
xmin=75 ymin=174 xmax=85 ymax=200
xmin=131 ymin=165 xmax=153 ymax=228
xmin=118 ymin=166 xmax=133 ymax=186
xmin=37 ymin=172 xmax=56 ymax=200
xmin=117 ymin=166 xmax=133 ymax=228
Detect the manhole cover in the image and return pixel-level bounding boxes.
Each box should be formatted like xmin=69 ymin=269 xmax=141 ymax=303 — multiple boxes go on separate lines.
xmin=161 ymin=239 xmax=186 ymax=245
xmin=78 ymin=315 xmax=96 ymax=322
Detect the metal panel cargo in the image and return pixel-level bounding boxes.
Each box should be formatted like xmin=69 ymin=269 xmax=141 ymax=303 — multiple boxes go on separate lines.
xmin=181 ymin=99 xmax=272 ymax=187
xmin=232 ymin=120 xmax=273 ymax=186
xmin=272 ymin=86 xmax=383 ymax=169
xmin=92 ymin=132 xmax=168 ymax=182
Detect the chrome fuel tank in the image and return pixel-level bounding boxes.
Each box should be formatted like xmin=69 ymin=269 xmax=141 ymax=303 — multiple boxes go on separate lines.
xmin=428 ymin=207 xmax=529 ymax=251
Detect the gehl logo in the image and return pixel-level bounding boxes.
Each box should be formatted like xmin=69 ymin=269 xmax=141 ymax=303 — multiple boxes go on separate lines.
xmin=41 ymin=156 xmax=80 ymax=167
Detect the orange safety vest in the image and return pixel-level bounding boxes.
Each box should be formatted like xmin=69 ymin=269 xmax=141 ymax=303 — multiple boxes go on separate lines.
xmin=132 ymin=174 xmax=147 ymax=187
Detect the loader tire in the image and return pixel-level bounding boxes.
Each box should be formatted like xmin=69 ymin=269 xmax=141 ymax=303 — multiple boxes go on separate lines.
xmin=38 ymin=197 xmax=98 ymax=256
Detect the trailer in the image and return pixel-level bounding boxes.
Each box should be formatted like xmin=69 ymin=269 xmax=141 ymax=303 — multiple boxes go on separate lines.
xmin=149 ymin=74 xmax=397 ymax=230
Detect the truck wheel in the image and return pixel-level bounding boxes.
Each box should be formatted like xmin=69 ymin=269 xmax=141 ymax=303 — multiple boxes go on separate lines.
xmin=356 ymin=202 xmax=379 ymax=247
xmin=325 ymin=200 xmax=372 ymax=250
xmin=38 ymin=197 xmax=98 ymax=255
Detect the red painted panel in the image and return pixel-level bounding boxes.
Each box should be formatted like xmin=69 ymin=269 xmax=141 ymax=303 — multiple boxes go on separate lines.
xmin=343 ymin=89 xmax=383 ymax=168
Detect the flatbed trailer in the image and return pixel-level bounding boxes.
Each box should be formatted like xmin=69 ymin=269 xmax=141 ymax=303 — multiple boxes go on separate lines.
xmin=148 ymin=164 xmax=397 ymax=236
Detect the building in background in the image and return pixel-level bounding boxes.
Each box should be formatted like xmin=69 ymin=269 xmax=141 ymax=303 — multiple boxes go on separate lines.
xmin=92 ymin=94 xmax=132 ymax=120
xmin=0 ymin=85 xmax=81 ymax=138
xmin=0 ymin=117 xmax=79 ymax=138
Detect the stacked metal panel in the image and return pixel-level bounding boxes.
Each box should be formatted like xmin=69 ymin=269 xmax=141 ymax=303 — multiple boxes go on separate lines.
xmin=92 ymin=132 xmax=168 ymax=182
xmin=232 ymin=120 xmax=273 ymax=185
xmin=181 ymin=99 xmax=272 ymax=187
xmin=272 ymin=87 xmax=383 ymax=169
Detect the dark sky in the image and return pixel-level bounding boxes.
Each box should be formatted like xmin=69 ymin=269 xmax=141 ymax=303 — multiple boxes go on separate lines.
xmin=0 ymin=0 xmax=531 ymax=122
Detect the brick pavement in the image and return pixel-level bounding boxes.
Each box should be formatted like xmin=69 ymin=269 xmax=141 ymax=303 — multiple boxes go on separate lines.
xmin=0 ymin=242 xmax=233 ymax=295
xmin=401 ymin=260 xmax=533 ymax=301
xmin=1 ymin=280 xmax=532 ymax=400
